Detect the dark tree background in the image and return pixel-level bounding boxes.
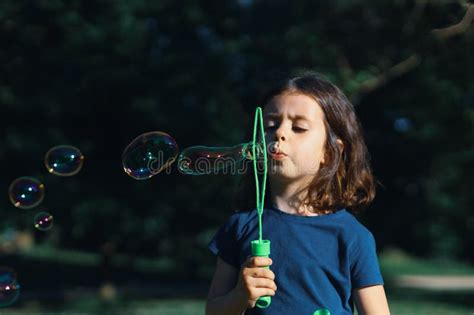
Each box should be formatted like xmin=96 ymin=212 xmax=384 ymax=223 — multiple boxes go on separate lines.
xmin=1 ymin=0 xmax=473 ymax=287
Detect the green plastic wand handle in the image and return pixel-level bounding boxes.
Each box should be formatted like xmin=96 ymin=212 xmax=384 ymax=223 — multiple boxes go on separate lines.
xmin=251 ymin=239 xmax=271 ymax=308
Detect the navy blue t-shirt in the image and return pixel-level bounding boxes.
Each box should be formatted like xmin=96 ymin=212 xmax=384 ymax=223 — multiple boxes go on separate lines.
xmin=208 ymin=207 xmax=384 ymax=315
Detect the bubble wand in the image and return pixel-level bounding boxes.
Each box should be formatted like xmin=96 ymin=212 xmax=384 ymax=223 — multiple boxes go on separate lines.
xmin=250 ymin=107 xmax=272 ymax=309
xmin=249 ymin=108 xmax=331 ymax=314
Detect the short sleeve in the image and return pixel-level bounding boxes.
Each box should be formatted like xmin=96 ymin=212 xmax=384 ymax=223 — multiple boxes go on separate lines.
xmin=208 ymin=213 xmax=241 ymax=269
xmin=350 ymin=231 xmax=384 ymax=289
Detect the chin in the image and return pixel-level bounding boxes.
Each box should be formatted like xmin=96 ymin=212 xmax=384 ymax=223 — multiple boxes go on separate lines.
xmin=268 ymin=170 xmax=299 ymax=181
xmin=269 ymin=166 xmax=319 ymax=182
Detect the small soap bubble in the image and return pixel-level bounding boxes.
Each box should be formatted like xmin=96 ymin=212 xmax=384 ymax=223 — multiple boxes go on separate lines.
xmin=177 ymin=141 xmax=263 ymax=175
xmin=0 ymin=268 xmax=16 ymax=283
xmin=393 ymin=117 xmax=412 ymax=133
xmin=9 ymin=177 xmax=45 ymax=209
xmin=44 ymin=145 xmax=84 ymax=176
xmin=122 ymin=131 xmax=179 ymax=180
xmin=0 ymin=267 xmax=20 ymax=308
xmin=34 ymin=212 xmax=54 ymax=231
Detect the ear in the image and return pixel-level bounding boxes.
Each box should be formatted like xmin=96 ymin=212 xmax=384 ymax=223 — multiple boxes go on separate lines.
xmin=321 ymin=139 xmax=344 ymax=165
xmin=336 ymin=139 xmax=344 ymax=153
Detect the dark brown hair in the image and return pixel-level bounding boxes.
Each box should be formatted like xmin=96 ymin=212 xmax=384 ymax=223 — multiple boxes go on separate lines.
xmin=232 ymin=72 xmax=376 ymax=214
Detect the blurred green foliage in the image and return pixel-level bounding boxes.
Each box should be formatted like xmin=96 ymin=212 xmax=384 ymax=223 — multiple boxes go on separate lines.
xmin=1 ymin=0 xmax=473 ymax=284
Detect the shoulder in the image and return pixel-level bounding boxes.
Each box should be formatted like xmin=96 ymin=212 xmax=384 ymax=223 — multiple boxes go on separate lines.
xmin=225 ymin=208 xmax=258 ymax=226
xmin=337 ymin=210 xmax=376 ymax=247
xmin=221 ymin=209 xmax=259 ymax=238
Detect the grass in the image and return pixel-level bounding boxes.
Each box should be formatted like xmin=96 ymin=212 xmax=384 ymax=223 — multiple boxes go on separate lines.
xmin=1 ymin=298 xmax=207 ymax=315
xmin=379 ymin=248 xmax=474 ymax=314
xmin=380 ymin=247 xmax=474 ymax=276
xmin=3 ymin=295 xmax=474 ymax=315
xmin=388 ymin=295 xmax=474 ymax=314
xmin=2 ymin=247 xmax=474 ymax=314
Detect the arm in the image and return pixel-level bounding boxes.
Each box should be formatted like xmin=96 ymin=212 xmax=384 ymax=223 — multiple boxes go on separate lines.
xmin=206 ymin=257 xmax=246 ymax=315
xmin=205 ymin=257 xmax=277 ymax=315
xmin=353 ymin=285 xmax=390 ymax=315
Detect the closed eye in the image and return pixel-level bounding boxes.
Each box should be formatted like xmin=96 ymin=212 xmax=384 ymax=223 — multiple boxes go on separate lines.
xmin=293 ymin=127 xmax=307 ymax=133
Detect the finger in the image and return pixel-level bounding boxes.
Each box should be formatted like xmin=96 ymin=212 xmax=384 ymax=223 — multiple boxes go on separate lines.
xmin=245 ymin=267 xmax=275 ymax=280
xmin=247 ymin=278 xmax=278 ymax=291
xmin=249 ymin=288 xmax=277 ymax=300
xmin=245 ymin=256 xmax=272 ymax=268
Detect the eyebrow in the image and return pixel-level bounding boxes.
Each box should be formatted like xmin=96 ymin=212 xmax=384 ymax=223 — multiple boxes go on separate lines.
xmin=264 ymin=113 xmax=311 ymax=122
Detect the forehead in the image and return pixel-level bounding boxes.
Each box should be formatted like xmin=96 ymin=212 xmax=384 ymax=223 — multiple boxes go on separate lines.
xmin=263 ymin=92 xmax=324 ymax=121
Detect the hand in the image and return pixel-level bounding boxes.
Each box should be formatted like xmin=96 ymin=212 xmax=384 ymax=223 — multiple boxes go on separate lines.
xmin=235 ymin=256 xmax=277 ymax=309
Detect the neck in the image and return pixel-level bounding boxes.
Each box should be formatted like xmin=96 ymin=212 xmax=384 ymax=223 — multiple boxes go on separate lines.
xmin=269 ymin=176 xmax=320 ymax=216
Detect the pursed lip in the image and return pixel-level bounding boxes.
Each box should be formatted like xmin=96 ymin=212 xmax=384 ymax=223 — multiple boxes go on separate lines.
xmin=269 ymin=151 xmax=287 ymax=160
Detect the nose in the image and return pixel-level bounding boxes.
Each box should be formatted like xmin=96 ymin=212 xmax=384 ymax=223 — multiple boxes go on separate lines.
xmin=274 ymin=125 xmax=286 ymax=141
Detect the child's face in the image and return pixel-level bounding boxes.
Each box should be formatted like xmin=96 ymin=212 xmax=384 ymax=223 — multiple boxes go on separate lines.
xmin=263 ymin=92 xmax=327 ymax=182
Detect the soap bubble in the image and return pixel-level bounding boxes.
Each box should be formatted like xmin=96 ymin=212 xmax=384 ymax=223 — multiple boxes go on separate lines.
xmin=122 ymin=131 xmax=179 ymax=180
xmin=34 ymin=212 xmax=54 ymax=231
xmin=0 ymin=267 xmax=20 ymax=308
xmin=9 ymin=177 xmax=45 ymax=209
xmin=177 ymin=141 xmax=263 ymax=175
xmin=44 ymin=145 xmax=84 ymax=176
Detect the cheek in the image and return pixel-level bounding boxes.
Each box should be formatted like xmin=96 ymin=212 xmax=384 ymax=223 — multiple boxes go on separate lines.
xmin=304 ymin=136 xmax=326 ymax=161
xmin=306 ymin=132 xmax=326 ymax=148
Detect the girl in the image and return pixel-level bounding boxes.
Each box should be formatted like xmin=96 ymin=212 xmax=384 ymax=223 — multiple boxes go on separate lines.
xmin=205 ymin=73 xmax=390 ymax=315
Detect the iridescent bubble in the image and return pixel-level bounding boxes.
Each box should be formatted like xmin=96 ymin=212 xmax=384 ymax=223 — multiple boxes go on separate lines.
xmin=44 ymin=145 xmax=84 ymax=176
xmin=0 ymin=267 xmax=20 ymax=308
xmin=122 ymin=131 xmax=179 ymax=180
xmin=34 ymin=212 xmax=54 ymax=231
xmin=0 ymin=268 xmax=16 ymax=283
xmin=177 ymin=141 xmax=263 ymax=175
xmin=9 ymin=177 xmax=45 ymax=209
